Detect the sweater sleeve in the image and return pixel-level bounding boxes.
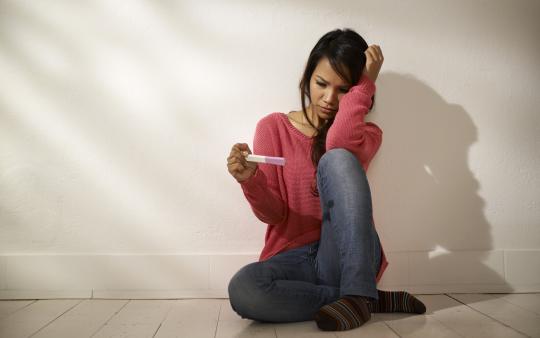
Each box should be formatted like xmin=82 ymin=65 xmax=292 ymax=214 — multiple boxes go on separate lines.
xmin=239 ymin=117 xmax=287 ymax=225
xmin=326 ymin=74 xmax=382 ymax=167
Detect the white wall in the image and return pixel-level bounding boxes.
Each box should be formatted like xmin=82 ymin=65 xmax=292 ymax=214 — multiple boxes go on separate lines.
xmin=1 ymin=0 xmax=539 ymax=298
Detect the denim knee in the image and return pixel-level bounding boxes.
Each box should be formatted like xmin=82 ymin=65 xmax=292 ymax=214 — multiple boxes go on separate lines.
xmin=317 ymin=148 xmax=365 ymax=179
xmin=227 ymin=263 xmax=268 ymax=320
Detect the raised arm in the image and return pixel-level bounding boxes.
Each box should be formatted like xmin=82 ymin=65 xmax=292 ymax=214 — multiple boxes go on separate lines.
xmin=326 ymin=74 xmax=382 ymax=169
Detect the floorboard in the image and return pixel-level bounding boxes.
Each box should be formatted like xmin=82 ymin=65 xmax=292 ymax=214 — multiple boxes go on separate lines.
xmin=0 ymin=294 xmax=537 ymax=337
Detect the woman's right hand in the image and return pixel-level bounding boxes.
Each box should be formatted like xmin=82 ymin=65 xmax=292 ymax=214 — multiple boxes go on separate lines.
xmin=227 ymin=143 xmax=258 ymax=183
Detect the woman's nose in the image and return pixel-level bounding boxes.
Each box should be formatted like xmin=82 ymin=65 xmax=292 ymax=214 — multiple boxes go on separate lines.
xmin=323 ymin=89 xmax=338 ymax=104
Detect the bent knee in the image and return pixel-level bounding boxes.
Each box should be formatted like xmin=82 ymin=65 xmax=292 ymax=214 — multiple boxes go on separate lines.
xmin=228 ymin=265 xmax=252 ymax=303
xmin=318 ymin=148 xmax=364 ymax=175
xmin=228 ymin=263 xmax=268 ymax=320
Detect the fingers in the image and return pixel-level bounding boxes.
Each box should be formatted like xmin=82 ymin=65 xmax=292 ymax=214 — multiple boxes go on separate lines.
xmin=227 ymin=156 xmax=247 ymax=175
xmin=227 ymin=157 xmax=246 ymax=168
xmin=227 ymin=143 xmax=251 ymax=172
xmin=227 ymin=153 xmax=247 ymax=166
xmin=228 ymin=162 xmax=246 ymax=175
xmin=234 ymin=143 xmax=251 ymax=152
xmin=365 ymin=48 xmax=375 ymax=62
xmin=230 ymin=143 xmax=252 ymax=157
xmin=366 ymin=44 xmax=384 ymax=62
xmin=362 ymin=45 xmax=384 ymax=83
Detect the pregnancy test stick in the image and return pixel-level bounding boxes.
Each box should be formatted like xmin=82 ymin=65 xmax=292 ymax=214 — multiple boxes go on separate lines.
xmin=245 ymin=154 xmax=286 ymax=166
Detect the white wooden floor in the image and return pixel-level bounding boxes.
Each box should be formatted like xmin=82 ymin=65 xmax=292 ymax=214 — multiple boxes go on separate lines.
xmin=0 ymin=294 xmax=539 ymax=338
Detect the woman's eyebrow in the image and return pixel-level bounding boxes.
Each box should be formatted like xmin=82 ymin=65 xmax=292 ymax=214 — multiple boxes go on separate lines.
xmin=316 ymin=75 xmax=349 ymax=88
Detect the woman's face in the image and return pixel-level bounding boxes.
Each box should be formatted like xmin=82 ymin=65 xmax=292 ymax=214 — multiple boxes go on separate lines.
xmin=309 ymin=57 xmax=351 ymax=122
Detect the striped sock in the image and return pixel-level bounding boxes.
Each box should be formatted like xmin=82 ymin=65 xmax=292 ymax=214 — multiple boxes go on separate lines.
xmin=314 ymin=295 xmax=371 ymax=331
xmin=367 ymin=290 xmax=426 ymax=314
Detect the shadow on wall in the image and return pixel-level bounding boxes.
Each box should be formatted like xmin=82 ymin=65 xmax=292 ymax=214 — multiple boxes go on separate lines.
xmin=371 ymin=72 xmax=512 ymax=293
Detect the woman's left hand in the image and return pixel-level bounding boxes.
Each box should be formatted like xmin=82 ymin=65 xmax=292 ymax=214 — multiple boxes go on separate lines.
xmin=362 ymin=45 xmax=384 ymax=83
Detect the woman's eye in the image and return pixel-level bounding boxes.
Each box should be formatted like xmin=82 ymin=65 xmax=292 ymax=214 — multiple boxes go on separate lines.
xmin=316 ymin=82 xmax=326 ymax=87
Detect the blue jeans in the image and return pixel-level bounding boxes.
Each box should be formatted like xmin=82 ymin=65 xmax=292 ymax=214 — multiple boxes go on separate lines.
xmin=228 ymin=148 xmax=382 ymax=323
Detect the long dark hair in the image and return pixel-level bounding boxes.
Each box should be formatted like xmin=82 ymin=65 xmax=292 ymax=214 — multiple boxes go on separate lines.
xmin=299 ymin=28 xmax=375 ymax=196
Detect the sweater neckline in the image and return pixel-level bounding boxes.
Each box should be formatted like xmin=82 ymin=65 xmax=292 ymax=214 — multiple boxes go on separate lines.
xmin=279 ymin=112 xmax=315 ymax=141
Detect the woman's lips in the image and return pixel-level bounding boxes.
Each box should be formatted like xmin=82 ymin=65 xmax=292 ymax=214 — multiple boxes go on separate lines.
xmin=319 ymin=106 xmax=337 ymax=114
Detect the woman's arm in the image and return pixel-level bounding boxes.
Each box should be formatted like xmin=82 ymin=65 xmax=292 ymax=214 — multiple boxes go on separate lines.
xmin=326 ymin=44 xmax=384 ymax=169
xmin=240 ymin=118 xmax=287 ymax=225
xmin=326 ymin=74 xmax=383 ymax=170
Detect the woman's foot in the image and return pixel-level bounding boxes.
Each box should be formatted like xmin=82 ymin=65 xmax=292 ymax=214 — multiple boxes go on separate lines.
xmin=314 ymin=295 xmax=371 ymax=331
xmin=368 ymin=290 xmax=426 ymax=314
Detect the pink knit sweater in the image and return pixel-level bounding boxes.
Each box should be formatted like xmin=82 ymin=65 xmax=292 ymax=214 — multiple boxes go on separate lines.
xmin=239 ymin=74 xmax=388 ymax=283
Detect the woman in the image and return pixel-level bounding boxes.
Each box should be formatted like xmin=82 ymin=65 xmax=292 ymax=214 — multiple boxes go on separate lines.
xmin=226 ymin=28 xmax=426 ymax=332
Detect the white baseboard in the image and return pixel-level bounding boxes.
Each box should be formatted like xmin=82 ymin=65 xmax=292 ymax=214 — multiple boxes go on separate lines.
xmin=1 ymin=250 xmax=538 ymax=299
